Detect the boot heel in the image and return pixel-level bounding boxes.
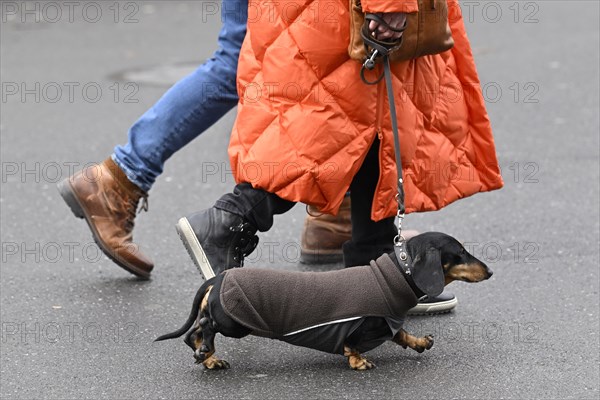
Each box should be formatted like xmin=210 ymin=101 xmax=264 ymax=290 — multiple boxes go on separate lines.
xmin=57 ymin=179 xmax=85 ymax=219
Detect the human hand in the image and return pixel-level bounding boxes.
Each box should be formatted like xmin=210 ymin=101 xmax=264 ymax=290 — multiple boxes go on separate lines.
xmin=368 ymin=12 xmax=407 ymax=41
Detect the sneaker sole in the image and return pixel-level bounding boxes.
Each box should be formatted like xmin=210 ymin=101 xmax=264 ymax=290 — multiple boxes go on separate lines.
xmin=407 ymin=297 xmax=458 ymax=316
xmin=56 ymin=178 xmax=151 ymax=280
xmin=175 ymin=217 xmax=215 ymax=280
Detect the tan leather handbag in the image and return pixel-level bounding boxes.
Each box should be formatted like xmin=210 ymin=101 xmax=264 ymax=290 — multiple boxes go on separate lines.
xmin=348 ymin=0 xmax=454 ymax=62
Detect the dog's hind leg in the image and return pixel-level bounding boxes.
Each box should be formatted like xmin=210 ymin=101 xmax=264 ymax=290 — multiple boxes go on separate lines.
xmin=196 ymin=318 xmax=230 ymax=370
xmin=194 ymin=324 xmax=229 ymax=369
xmin=343 ymin=346 xmax=375 ymax=370
xmin=193 ymin=287 xmax=229 ymax=370
xmin=392 ymin=329 xmax=434 ymax=353
xmin=183 ymin=286 xmax=212 ymax=356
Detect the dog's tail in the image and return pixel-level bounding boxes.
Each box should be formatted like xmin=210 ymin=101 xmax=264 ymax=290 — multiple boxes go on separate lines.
xmin=154 ymin=278 xmax=214 ymax=342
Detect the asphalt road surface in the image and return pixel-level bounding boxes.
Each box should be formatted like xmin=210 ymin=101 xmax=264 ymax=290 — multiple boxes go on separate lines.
xmin=1 ymin=1 xmax=598 ymax=399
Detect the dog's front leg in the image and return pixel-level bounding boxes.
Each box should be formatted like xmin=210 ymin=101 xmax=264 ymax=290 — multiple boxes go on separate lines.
xmin=392 ymin=329 xmax=434 ymax=353
xmin=343 ymin=346 xmax=375 ymax=370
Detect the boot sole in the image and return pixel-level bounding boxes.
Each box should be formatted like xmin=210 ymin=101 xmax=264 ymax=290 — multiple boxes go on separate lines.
xmin=299 ymin=249 xmax=343 ymax=265
xmin=175 ymin=217 xmax=215 ymax=280
xmin=57 ymin=178 xmax=151 ymax=280
xmin=406 ymin=297 xmax=458 ymax=316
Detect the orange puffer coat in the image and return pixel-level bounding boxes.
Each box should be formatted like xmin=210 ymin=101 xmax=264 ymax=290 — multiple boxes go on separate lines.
xmin=229 ymin=0 xmax=504 ymax=221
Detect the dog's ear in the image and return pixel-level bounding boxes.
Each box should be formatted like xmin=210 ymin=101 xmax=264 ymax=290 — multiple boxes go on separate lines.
xmin=412 ymin=248 xmax=444 ymax=298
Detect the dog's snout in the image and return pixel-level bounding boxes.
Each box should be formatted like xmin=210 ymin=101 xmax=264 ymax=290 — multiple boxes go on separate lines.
xmin=475 ymin=258 xmax=493 ymax=280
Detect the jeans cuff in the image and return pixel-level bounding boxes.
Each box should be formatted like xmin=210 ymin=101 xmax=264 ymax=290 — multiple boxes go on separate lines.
xmin=111 ymin=154 xmax=151 ymax=193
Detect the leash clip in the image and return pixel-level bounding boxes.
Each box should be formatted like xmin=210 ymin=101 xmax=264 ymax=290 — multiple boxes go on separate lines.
xmin=363 ymin=49 xmax=379 ymax=70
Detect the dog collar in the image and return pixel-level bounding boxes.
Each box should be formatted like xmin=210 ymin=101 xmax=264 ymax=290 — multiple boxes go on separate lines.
xmin=394 ymin=240 xmax=427 ymax=300
xmin=394 ymin=239 xmax=411 ymax=274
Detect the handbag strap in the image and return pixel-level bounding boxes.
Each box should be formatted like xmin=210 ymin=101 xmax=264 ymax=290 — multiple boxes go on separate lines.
xmin=360 ymin=22 xmax=409 ymax=259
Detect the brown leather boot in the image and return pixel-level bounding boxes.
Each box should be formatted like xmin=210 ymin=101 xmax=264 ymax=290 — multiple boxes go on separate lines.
xmin=300 ymin=197 xmax=352 ymax=264
xmin=300 ymin=197 xmax=421 ymax=265
xmin=57 ymin=158 xmax=153 ymax=279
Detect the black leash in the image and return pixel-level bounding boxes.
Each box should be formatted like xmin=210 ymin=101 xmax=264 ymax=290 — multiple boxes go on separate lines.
xmin=360 ymin=16 xmax=410 ymax=273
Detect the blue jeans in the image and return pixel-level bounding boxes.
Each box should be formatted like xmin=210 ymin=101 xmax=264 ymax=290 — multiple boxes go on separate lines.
xmin=113 ymin=0 xmax=248 ymax=192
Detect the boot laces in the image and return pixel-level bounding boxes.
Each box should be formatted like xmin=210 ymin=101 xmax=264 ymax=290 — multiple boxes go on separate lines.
xmin=125 ymin=194 xmax=149 ymax=230
xmin=230 ymin=222 xmax=259 ymax=267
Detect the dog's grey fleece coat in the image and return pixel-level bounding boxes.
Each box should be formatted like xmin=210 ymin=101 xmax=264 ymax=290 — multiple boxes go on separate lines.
xmin=219 ymin=254 xmax=418 ymax=338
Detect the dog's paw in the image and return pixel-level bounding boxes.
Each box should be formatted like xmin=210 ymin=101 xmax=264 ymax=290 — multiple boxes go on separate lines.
xmin=415 ymin=335 xmax=434 ymax=353
xmin=203 ymin=357 xmax=230 ymax=370
xmin=194 ymin=348 xmax=209 ymax=363
xmin=350 ymin=357 xmax=375 ymax=371
xmin=425 ymin=335 xmax=434 ymax=350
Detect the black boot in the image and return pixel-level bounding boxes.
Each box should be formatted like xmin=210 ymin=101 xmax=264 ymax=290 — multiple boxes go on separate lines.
xmin=176 ymin=207 xmax=258 ymax=279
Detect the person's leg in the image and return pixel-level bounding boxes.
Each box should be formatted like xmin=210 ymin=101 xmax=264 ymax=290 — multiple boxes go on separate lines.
xmin=343 ymin=138 xmax=397 ymax=267
xmin=299 ymin=195 xmax=352 ymax=265
xmin=342 ymin=138 xmax=457 ymax=315
xmin=214 ymin=183 xmax=296 ymax=232
xmin=113 ymin=0 xmax=248 ymax=192
xmin=58 ymin=0 xmax=248 ymax=278
xmin=177 ymin=184 xmax=296 ymax=279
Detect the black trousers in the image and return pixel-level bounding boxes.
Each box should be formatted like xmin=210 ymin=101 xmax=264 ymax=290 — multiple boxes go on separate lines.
xmin=214 ymin=138 xmax=396 ymax=267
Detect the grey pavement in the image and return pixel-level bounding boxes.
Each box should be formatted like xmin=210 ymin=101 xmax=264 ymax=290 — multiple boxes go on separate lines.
xmin=1 ymin=1 xmax=599 ymax=399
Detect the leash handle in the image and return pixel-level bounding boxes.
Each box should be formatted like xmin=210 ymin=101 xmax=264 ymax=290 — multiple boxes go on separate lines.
xmin=359 ymin=13 xmax=405 ymax=85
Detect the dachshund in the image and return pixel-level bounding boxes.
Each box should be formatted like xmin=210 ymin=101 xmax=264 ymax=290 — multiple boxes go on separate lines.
xmin=156 ymin=232 xmax=492 ymax=371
